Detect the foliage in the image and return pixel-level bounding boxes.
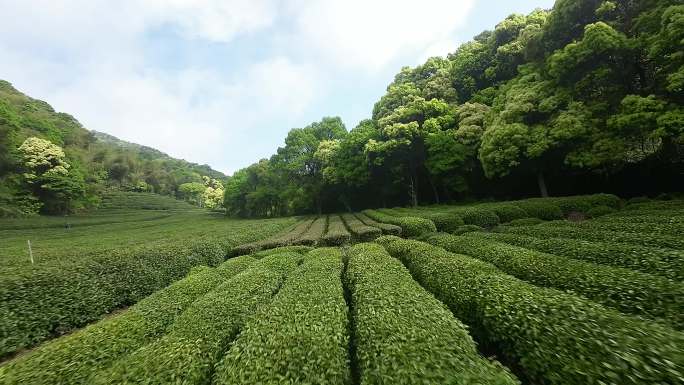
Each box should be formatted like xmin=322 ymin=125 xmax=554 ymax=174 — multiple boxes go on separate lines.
xmin=354 ymin=213 xmax=402 ymax=236
xmin=321 ymin=215 xmax=352 ymax=246
xmin=426 ymin=233 xmax=683 ymax=328
xmin=452 ymin=224 xmax=485 ymax=235
xmin=460 ymin=208 xmax=501 ymax=228
xmin=377 ymin=236 xmax=684 ymax=385
xmin=0 ymin=257 xmax=254 ymax=385
xmin=214 ymin=249 xmax=349 ymax=385
xmin=586 ymin=204 xmax=616 ymax=217
xmin=468 ymin=231 xmax=683 ymax=281
xmin=345 ymin=243 xmax=518 ymax=384
xmin=0 ymin=210 xmax=294 ymax=358
xmin=340 ymin=213 xmax=382 ymax=241
xmin=92 ymin=251 xmax=302 ymax=385
xmin=362 ymin=209 xmax=436 ymax=237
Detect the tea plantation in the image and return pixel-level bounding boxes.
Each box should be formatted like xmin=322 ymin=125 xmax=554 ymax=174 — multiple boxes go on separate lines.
xmin=1 ymin=193 xmax=682 ymax=384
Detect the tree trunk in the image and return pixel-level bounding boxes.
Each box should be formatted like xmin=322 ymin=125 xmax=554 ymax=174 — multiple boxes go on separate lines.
xmin=425 ymin=172 xmax=440 ymax=204
xmin=537 ymin=171 xmax=549 ymax=198
xmin=409 ymin=174 xmax=418 ymax=208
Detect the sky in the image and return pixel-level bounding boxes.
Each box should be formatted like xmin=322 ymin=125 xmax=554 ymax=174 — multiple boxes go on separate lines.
xmin=0 ymin=0 xmax=555 ymax=175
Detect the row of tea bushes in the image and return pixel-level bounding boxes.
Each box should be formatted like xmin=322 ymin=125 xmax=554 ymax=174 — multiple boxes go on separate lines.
xmin=295 ymin=216 xmax=328 ymax=246
xmin=345 ymin=243 xmax=519 ymax=384
xmin=354 ymin=213 xmax=402 ymax=235
xmin=231 ymin=218 xmax=314 ymax=255
xmin=321 ymin=215 xmax=352 ymax=246
xmin=377 ymin=236 xmax=684 ymax=385
xmin=466 ymin=232 xmax=683 ymax=281
xmin=214 ymin=249 xmax=349 ymax=384
xmin=92 ymin=252 xmax=302 ymax=385
xmin=340 ymin=213 xmax=382 ymax=241
xmin=501 ymin=222 xmax=684 ymax=250
xmin=0 ymin=256 xmax=256 ymax=385
xmin=362 ymin=209 xmax=436 ymax=237
xmin=425 ymin=234 xmax=683 ymax=328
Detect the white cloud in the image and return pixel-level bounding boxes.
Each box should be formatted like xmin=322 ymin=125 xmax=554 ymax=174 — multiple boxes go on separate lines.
xmin=289 ymin=0 xmax=475 ymax=70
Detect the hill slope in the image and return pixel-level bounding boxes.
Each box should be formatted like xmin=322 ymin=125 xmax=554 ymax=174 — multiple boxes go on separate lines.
xmin=0 ymin=80 xmax=226 ymax=215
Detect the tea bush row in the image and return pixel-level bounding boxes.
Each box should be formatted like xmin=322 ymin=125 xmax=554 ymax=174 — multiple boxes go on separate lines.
xmin=345 ymin=243 xmax=519 ymax=385
xmin=231 ymin=218 xmax=313 ymax=256
xmin=362 ymin=210 xmax=435 ymax=237
xmin=426 ymin=233 xmax=683 ymax=328
xmin=0 ymin=256 xmax=255 ymax=385
xmin=294 ymin=216 xmax=328 ymax=246
xmin=503 ymin=222 xmax=684 ymax=250
xmin=377 ymin=236 xmax=684 ymax=385
xmin=341 ymin=213 xmax=382 ymax=241
xmin=467 ymin=232 xmax=683 ymax=281
xmin=353 ymin=213 xmax=402 ymax=235
xmin=92 ymin=252 xmax=302 ymax=385
xmin=321 ymin=215 xmax=352 ymax=246
xmin=214 ymin=248 xmax=349 ymax=384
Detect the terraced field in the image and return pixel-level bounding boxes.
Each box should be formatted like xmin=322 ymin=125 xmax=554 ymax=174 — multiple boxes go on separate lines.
xmin=1 ymin=194 xmax=682 ymax=384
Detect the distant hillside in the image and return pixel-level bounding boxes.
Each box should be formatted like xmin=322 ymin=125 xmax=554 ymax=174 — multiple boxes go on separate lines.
xmin=0 ymin=80 xmax=226 ymax=215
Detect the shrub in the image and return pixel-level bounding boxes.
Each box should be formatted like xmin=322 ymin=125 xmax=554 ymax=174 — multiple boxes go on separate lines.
xmin=294 ymin=216 xmax=327 ymax=246
xmin=345 ymin=243 xmax=518 ymax=384
xmin=426 ymin=233 xmax=683 ymax=328
xmin=213 ymin=248 xmax=349 ymax=384
xmin=503 ymin=222 xmax=684 ymax=249
xmin=586 ymin=205 xmax=615 ymax=218
xmin=460 ymin=208 xmax=500 ymax=228
xmin=92 ymin=252 xmax=302 ymax=385
xmin=252 ymin=245 xmax=313 ymax=258
xmin=231 ymin=218 xmax=313 ymax=256
xmin=321 ymin=215 xmax=352 ymax=246
xmin=452 ymin=224 xmax=484 ymax=235
xmin=513 ymin=201 xmax=563 ymax=220
xmin=506 ymin=217 xmax=544 ymax=226
xmin=627 ymin=196 xmax=650 ymax=205
xmin=362 ymin=210 xmax=436 ymax=237
xmin=0 ymin=256 xmax=255 ymax=385
xmin=488 ymin=205 xmax=527 ymax=223
xmin=341 ymin=213 xmax=382 ymax=241
xmin=355 ymin=213 xmax=402 ymax=236
xmin=466 ymin=232 xmax=683 ymax=281
xmin=422 ymin=212 xmax=465 ymax=232
xmin=377 ymin=237 xmax=684 ymax=385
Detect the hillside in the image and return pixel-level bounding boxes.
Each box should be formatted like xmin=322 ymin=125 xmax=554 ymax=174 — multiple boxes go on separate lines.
xmin=0 ymin=80 xmax=226 ymax=215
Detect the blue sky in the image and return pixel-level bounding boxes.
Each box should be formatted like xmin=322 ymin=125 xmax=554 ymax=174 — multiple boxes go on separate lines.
xmin=0 ymin=0 xmax=555 ymax=175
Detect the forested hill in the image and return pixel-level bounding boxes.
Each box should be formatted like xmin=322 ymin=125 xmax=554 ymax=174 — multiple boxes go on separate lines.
xmin=0 ymin=80 xmax=227 ymax=216
xmin=224 ymin=0 xmax=684 ymax=218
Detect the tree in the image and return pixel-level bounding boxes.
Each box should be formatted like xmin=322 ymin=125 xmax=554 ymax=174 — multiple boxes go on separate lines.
xmin=178 ymin=182 xmax=206 ymax=206
xmin=17 ymin=137 xmax=85 ymax=213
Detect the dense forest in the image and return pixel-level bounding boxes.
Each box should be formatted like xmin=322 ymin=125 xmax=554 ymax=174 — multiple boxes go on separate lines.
xmin=0 ymin=80 xmax=227 ymax=215
xmin=224 ymin=0 xmax=683 ymax=217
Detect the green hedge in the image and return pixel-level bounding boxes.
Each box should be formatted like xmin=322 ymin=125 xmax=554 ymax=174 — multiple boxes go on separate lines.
xmin=354 ymin=213 xmax=402 ymax=236
xmin=452 ymin=224 xmax=485 ymax=235
xmin=503 ymin=222 xmax=684 ymax=250
xmin=92 ymin=251 xmax=302 ymax=385
xmin=362 ymin=210 xmax=436 ymax=237
xmin=0 ymin=257 xmax=255 ymax=385
xmin=426 ymin=233 xmax=683 ymax=328
xmin=460 ymin=208 xmax=500 ymax=228
xmin=231 ymin=218 xmax=313 ymax=256
xmin=376 ymin=236 xmax=684 ymax=385
xmin=512 ymin=201 xmax=563 ymax=220
xmin=294 ymin=216 xmax=327 ymax=246
xmin=214 ymin=248 xmax=349 ymax=384
xmin=341 ymin=213 xmax=382 ymax=241
xmin=578 ymin=216 xmax=684 ymax=236
xmin=345 ymin=243 xmax=518 ymax=385
xmin=488 ymin=205 xmax=528 ymax=223
xmin=0 ymin=240 xmax=227 ymax=359
xmin=252 ymin=245 xmax=313 ymax=258
xmin=321 ymin=215 xmax=352 ymax=246
xmin=505 ymin=217 xmax=544 ymax=226
xmin=467 ymin=232 xmax=683 ymax=281
xmin=586 ymin=205 xmax=615 ymax=218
